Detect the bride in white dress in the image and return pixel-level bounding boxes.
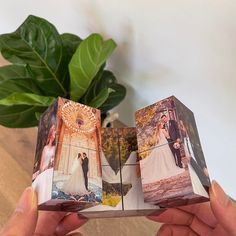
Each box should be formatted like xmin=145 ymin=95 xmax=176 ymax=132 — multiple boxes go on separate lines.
xmin=82 ymin=150 xmax=158 ymax=212
xmin=140 ymin=122 xmax=185 ymax=184
xmin=32 ymin=124 xmax=56 ymax=204
xmin=62 ymin=153 xmax=89 ymax=195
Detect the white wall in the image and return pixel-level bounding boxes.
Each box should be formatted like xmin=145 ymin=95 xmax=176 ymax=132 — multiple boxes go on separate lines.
xmin=1 ymin=0 xmax=236 ymax=198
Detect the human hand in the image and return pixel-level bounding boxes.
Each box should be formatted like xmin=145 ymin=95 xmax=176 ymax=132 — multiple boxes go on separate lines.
xmin=0 ymin=187 xmax=88 ymax=236
xmin=148 ymin=181 xmax=236 ymax=235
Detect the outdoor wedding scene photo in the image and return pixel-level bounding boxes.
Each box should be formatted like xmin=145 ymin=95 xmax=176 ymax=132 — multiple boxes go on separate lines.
xmin=135 ymin=96 xmax=211 ymax=207
xmin=32 ymin=98 xmax=102 ymax=211
xmin=80 ymin=127 xmax=159 ymax=216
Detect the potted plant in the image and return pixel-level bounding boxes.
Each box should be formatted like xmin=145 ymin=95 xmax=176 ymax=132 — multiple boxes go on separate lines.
xmin=0 ymin=15 xmax=126 ymax=128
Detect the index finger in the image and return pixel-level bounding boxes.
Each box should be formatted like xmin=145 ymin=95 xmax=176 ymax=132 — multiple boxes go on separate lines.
xmin=35 ymin=211 xmax=67 ymax=235
xmin=178 ymin=201 xmax=217 ymax=228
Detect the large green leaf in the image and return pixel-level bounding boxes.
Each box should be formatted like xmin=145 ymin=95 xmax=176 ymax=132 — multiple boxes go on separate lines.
xmin=0 ymin=65 xmax=43 ymax=99
xmin=0 ymin=15 xmax=66 ymax=96
xmin=59 ymin=33 xmax=82 ymax=92
xmin=99 ymin=83 xmax=126 ymax=113
xmin=0 ymin=15 xmax=126 ymax=128
xmin=0 ymin=105 xmax=46 ymax=128
xmin=69 ymin=33 xmax=116 ymax=101
xmin=0 ymin=92 xmax=55 ymax=106
xmin=88 ymin=87 xmax=114 ymax=108
xmin=80 ymin=63 xmax=106 ymax=104
xmin=82 ymin=70 xmax=126 ymax=113
xmin=0 ymin=64 xmax=52 ymax=127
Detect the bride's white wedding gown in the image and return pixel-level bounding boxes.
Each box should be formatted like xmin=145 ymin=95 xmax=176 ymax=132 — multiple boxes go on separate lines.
xmin=82 ymin=151 xmax=158 ymax=212
xmin=140 ymin=129 xmax=185 ymax=184
xmin=61 ymin=158 xmax=88 ymax=195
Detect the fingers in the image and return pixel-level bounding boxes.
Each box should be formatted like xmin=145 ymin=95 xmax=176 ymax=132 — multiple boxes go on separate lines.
xmin=178 ymin=202 xmax=218 ymax=228
xmin=148 ymin=208 xmax=191 ymax=224
xmin=210 ymin=180 xmax=236 ymax=236
xmin=157 ymin=224 xmax=199 ymax=236
xmin=55 ymin=213 xmax=88 ymax=236
xmin=0 ymin=187 xmax=38 ymax=236
xmin=148 ymin=208 xmax=212 ymax=235
xmin=34 ymin=211 xmax=66 ymax=235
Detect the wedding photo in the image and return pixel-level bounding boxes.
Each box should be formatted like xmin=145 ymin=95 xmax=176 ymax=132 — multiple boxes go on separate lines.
xmin=100 ymin=128 xmax=137 ymax=210
xmin=32 ymin=100 xmax=58 ymax=205
xmin=174 ymin=97 xmax=211 ymax=188
xmin=81 ymin=128 xmax=158 ymax=217
xmin=50 ymin=98 xmax=102 ymax=210
xmin=135 ymin=96 xmax=210 ymax=206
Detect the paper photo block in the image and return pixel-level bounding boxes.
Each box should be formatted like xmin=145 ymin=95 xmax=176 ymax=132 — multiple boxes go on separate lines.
xmin=32 ymin=97 xmax=102 ymax=211
xmin=80 ymin=128 xmax=159 ymax=218
xmin=135 ymin=96 xmax=210 ymax=207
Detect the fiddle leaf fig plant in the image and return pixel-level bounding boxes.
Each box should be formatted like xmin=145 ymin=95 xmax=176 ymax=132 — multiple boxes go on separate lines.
xmin=0 ymin=15 xmax=126 ymax=128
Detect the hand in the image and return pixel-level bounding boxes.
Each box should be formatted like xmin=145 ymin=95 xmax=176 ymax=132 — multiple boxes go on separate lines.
xmin=148 ymin=181 xmax=236 ymax=235
xmin=0 ymin=187 xmax=88 ymax=236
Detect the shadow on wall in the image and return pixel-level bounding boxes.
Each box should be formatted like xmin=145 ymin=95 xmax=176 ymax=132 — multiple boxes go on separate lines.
xmin=63 ymin=1 xmax=175 ymax=126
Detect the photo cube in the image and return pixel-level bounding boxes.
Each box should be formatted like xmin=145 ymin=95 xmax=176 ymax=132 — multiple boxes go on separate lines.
xmin=135 ymin=96 xmax=210 ymax=207
xmin=80 ymin=128 xmax=159 ymax=218
xmin=32 ymin=97 xmax=102 ymax=211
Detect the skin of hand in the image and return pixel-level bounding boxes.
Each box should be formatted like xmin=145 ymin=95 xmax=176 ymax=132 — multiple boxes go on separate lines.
xmin=0 ymin=187 xmax=88 ymax=236
xmin=147 ymin=180 xmax=236 ymax=236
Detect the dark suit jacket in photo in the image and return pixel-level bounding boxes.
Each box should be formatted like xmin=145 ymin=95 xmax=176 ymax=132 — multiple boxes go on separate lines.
xmin=167 ymin=119 xmax=181 ymax=141
xmin=82 ymin=157 xmax=89 ymax=173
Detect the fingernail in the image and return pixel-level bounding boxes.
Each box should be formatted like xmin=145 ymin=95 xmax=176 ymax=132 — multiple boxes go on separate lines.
xmin=211 ymin=180 xmax=229 ymax=208
xmin=15 ymin=187 xmax=37 ymax=213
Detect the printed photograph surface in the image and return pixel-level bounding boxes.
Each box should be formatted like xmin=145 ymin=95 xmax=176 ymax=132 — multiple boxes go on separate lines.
xmin=135 ymin=96 xmax=209 ymax=205
xmin=32 ymin=100 xmax=58 ymax=204
xmin=52 ymin=98 xmax=102 ymax=207
xmin=83 ymin=128 xmax=157 ymax=213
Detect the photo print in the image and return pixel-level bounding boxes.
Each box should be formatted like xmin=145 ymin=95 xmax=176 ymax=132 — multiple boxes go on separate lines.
xmin=80 ymin=128 xmax=159 ymax=217
xmin=32 ymin=100 xmax=58 ymax=205
xmin=32 ymin=97 xmax=102 ymax=211
xmin=135 ymin=96 xmax=210 ymax=207
xmin=52 ymin=98 xmax=102 ymax=210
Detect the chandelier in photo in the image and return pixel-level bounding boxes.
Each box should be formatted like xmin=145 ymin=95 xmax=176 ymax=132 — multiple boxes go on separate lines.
xmin=61 ymin=101 xmax=97 ymax=134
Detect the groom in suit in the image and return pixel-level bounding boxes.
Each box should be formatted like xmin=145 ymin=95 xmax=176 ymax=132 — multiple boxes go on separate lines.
xmin=82 ymin=152 xmax=89 ymax=190
xmin=161 ymin=114 xmax=183 ymax=168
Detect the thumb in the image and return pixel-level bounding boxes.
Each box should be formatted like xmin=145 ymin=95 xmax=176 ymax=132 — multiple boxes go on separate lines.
xmin=0 ymin=187 xmax=38 ymax=236
xmin=210 ymin=180 xmax=236 ymax=236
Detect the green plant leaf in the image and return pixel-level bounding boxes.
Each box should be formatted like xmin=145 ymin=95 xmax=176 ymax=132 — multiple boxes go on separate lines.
xmin=99 ymin=83 xmax=126 ymax=113
xmin=81 ymin=70 xmax=126 ymax=113
xmin=0 ymin=15 xmax=66 ymax=96
xmin=80 ymin=63 xmax=106 ymax=104
xmin=61 ymin=33 xmax=82 ymax=55
xmin=88 ymin=87 xmax=114 ymax=108
xmin=69 ymin=33 xmax=116 ymax=101
xmin=0 ymin=92 xmax=56 ymax=106
xmin=95 ymin=71 xmax=126 ymax=113
xmin=0 ymin=105 xmax=46 ymax=128
xmin=0 ymin=65 xmax=43 ymax=99
xmin=59 ymin=33 xmax=82 ymax=92
xmin=35 ymin=111 xmax=42 ymax=120
xmin=0 ymin=15 xmax=126 ymax=128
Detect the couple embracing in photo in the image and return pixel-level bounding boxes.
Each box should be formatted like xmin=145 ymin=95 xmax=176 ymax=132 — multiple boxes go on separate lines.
xmin=62 ymin=152 xmax=89 ymax=195
xmin=140 ymin=114 xmax=185 ymax=184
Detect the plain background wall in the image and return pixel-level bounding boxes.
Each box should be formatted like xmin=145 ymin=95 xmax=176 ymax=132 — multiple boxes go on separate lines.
xmin=0 ymin=0 xmax=236 ymax=199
